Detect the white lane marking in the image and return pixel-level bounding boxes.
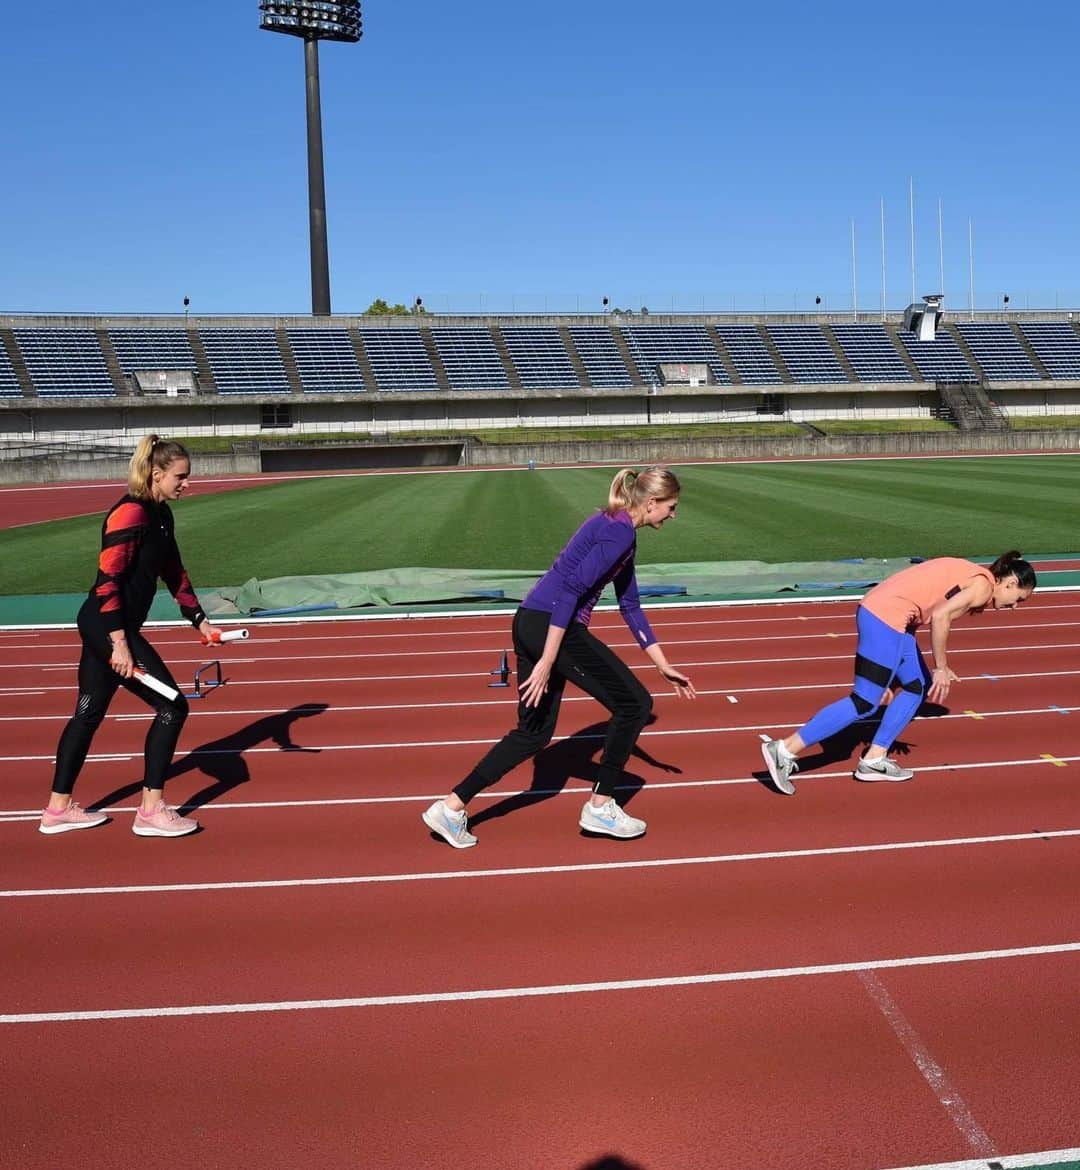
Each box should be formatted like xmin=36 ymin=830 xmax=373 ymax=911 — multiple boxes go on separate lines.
xmin=2 ymin=749 xmax=1075 ymax=821
xmin=858 ymin=970 xmax=997 ymax=1158
xmin=2 ymin=704 xmax=1077 ymax=766
xmin=8 ymin=609 xmax=1080 ymax=652
xmin=6 ymin=668 xmax=1079 ymax=721
xmin=4 ymin=940 xmax=1080 ymax=1024
xmin=4 ymin=635 xmax=1079 ymax=672
xmin=882 ymin=1147 xmax=1080 ymax=1170
xmin=1 ymin=750 xmax=1078 ymax=819
xmin=3 ymin=826 xmax=1080 ymax=898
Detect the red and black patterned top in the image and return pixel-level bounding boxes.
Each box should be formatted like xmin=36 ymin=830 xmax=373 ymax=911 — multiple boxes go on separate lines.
xmin=90 ymin=495 xmax=206 ymax=634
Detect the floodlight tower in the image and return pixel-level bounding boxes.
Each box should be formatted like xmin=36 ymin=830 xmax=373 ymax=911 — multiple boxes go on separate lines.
xmin=258 ymin=2 xmax=362 ymax=316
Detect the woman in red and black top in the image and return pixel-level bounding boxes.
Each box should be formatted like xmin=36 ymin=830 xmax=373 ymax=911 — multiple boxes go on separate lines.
xmin=40 ymin=435 xmax=220 ymax=838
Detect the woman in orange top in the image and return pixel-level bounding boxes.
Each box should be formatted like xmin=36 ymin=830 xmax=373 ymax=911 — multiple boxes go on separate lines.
xmin=760 ymin=551 xmax=1035 ymax=794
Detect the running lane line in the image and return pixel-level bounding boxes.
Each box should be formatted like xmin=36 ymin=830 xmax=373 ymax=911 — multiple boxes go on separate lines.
xmin=3 ymin=826 xmax=1079 ymax=898
xmin=1 ymin=706 xmax=1077 ymax=765
xmin=3 ymin=940 xmax=1079 ymax=1023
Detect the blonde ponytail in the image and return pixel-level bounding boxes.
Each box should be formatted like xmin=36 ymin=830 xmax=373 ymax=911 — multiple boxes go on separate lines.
xmin=603 ymin=466 xmax=681 ymax=516
xmin=128 ymin=434 xmax=190 ymax=499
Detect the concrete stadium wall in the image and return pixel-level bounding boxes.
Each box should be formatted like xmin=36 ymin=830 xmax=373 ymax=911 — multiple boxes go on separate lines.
xmin=0 ymin=451 xmax=259 ymax=485
xmin=464 ymin=428 xmax=1080 ymax=467
xmin=2 ymin=429 xmax=1079 ymax=484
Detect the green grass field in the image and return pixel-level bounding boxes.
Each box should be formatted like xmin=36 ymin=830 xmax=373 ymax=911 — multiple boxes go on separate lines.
xmin=2 ymin=454 xmax=1078 ymax=596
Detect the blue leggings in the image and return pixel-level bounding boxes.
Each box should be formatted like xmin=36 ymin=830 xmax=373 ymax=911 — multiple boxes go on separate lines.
xmin=797 ymin=607 xmax=930 ymax=751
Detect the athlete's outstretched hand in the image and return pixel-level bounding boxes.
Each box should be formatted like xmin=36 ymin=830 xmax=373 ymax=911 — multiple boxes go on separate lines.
xmin=659 ymin=664 xmax=697 ymax=699
xmin=928 ymin=666 xmax=959 ymax=703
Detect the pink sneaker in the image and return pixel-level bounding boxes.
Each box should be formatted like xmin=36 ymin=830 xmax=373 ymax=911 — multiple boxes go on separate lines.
xmin=39 ymin=801 xmax=109 ymax=836
xmin=133 ymin=802 xmax=199 ymax=838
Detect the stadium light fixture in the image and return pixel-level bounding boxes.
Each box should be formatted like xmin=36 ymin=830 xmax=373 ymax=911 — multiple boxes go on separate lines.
xmin=903 ymin=293 xmax=944 ymax=341
xmin=258 ymin=1 xmax=362 ymax=315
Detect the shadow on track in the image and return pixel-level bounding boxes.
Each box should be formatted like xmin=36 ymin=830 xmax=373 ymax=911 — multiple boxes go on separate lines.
xmin=88 ymin=702 xmax=330 ymax=814
xmin=468 ymin=714 xmax=682 ymax=828
xmin=752 ymin=699 xmax=949 ymax=793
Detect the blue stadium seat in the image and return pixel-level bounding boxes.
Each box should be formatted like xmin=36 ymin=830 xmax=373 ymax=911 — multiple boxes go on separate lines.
xmin=620 ymin=325 xmax=730 ymax=386
xmin=287 ymin=328 xmax=364 ymax=393
xmin=199 ymin=329 xmax=291 ymax=395
xmin=567 ymin=326 xmax=632 ymax=387
xmin=767 ymin=325 xmax=849 ymax=383
xmin=1019 ymin=322 xmax=1080 ymax=379
xmin=955 ymin=323 xmax=1039 ymax=380
xmin=14 ymin=329 xmax=115 ymax=396
xmin=500 ymin=327 xmax=579 ymax=389
xmin=713 ymin=325 xmax=781 ymax=384
xmin=830 ymin=324 xmax=913 ymax=382
xmin=358 ymin=329 xmax=440 ymax=392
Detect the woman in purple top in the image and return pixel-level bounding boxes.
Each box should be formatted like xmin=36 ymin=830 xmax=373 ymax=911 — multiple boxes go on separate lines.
xmin=423 ymin=466 xmax=696 ymax=848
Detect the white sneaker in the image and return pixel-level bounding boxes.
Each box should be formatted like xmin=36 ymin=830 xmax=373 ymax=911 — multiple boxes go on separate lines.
xmin=422 ymin=799 xmax=478 ymax=848
xmin=761 ymin=740 xmax=798 ymax=795
xmin=579 ymin=798 xmax=646 ymax=839
xmin=854 ymin=755 xmax=914 ymax=783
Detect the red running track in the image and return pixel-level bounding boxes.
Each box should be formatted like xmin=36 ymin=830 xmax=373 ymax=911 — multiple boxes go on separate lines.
xmin=2 ymin=596 xmax=1080 ymax=1170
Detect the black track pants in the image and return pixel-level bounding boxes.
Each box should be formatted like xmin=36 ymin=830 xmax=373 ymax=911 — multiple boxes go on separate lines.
xmin=453 ymin=607 xmax=653 ymax=803
xmin=52 ymin=620 xmax=189 ymax=796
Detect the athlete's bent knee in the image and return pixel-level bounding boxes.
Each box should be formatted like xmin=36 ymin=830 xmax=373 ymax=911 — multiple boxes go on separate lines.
xmin=70 ymin=693 xmax=108 ymax=730
xmin=154 ymin=696 xmax=190 ymax=727
xmin=850 ymin=692 xmax=874 ymax=716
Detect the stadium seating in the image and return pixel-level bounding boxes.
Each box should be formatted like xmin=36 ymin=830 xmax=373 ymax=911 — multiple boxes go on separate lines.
xmin=1020 ymin=322 xmax=1080 ymax=379
xmin=499 ymin=328 xmax=579 ymax=390
xmin=0 ymin=344 xmax=20 ymax=397
xmin=108 ymin=328 xmax=198 ymax=374
xmin=430 ymin=328 xmax=510 ymax=391
xmin=896 ymin=327 xmax=978 ymax=382
xmin=712 ymin=326 xmax=782 ymax=384
xmin=766 ymin=324 xmax=848 ymax=383
xmin=954 ymin=323 xmax=1039 ymax=380
xmin=620 ymin=325 xmax=730 ymax=386
xmin=357 ymin=329 xmax=440 ymax=392
xmin=3 ymin=316 xmax=1080 ymax=412
xmin=199 ymin=329 xmax=291 ymax=395
xmin=830 ymin=324 xmax=913 ymax=382
xmin=14 ymin=329 xmax=115 ymax=396
xmin=567 ymin=326 xmax=633 ymax=387
xmin=286 ymin=328 xmax=365 ymax=393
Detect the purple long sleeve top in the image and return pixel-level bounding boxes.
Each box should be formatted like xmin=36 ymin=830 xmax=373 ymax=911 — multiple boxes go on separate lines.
xmin=521 ymin=510 xmax=658 ymax=649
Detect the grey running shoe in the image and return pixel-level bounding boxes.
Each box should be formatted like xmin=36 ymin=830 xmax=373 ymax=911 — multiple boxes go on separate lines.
xmin=854 ymin=755 xmax=914 ymax=783
xmin=422 ymin=799 xmax=478 ymax=848
xmin=761 ymin=739 xmax=798 ymax=795
xmin=579 ymin=798 xmax=646 ymax=839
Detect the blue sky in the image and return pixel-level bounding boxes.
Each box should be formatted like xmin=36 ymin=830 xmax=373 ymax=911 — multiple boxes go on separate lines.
xmin=2 ymin=1 xmax=1078 ymax=315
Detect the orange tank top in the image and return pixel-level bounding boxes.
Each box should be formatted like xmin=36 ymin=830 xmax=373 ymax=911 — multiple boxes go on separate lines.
xmin=861 ymin=558 xmax=995 ymax=632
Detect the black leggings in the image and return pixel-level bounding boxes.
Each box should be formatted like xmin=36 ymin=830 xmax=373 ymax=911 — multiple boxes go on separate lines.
xmin=52 ymin=621 xmax=189 ymax=797
xmin=453 ymin=607 xmax=653 ymax=803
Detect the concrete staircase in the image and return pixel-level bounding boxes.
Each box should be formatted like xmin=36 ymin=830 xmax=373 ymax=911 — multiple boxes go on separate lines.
xmin=559 ymin=326 xmax=591 ymax=387
xmin=757 ymin=325 xmax=793 ymax=383
xmin=1 ymin=330 xmax=35 ymax=396
xmin=936 ymin=380 xmax=1009 ymax=432
xmin=704 ymin=324 xmax=741 ymax=385
xmin=95 ymin=329 xmax=130 ymax=396
xmin=1009 ymin=322 xmax=1052 ymax=379
xmin=419 ymin=329 xmax=452 ymax=392
xmin=609 ymin=324 xmax=643 ymax=385
xmin=275 ymin=328 xmax=304 ymax=394
xmin=489 ymin=326 xmax=524 ymax=392
xmin=347 ymin=329 xmax=380 ymax=392
xmin=187 ymin=329 xmax=218 ymax=395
